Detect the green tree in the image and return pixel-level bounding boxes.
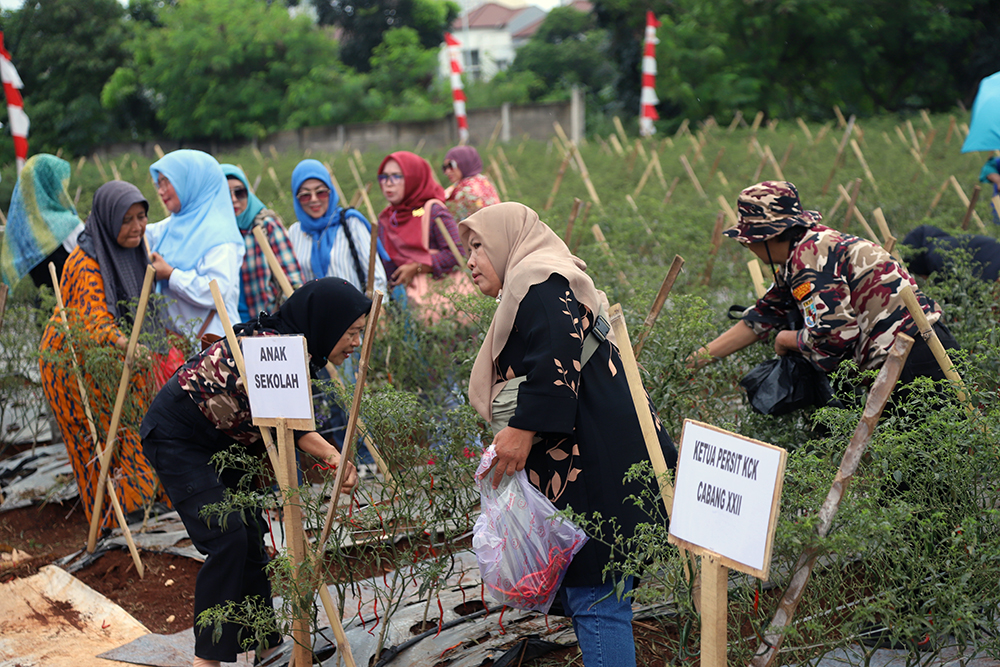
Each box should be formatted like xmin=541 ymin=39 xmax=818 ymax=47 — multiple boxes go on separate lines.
xmin=509 ymin=6 xmax=614 ymax=98
xmin=106 ymin=0 xmax=341 ymax=141
xmin=308 ymin=0 xmax=458 ymax=72
xmin=0 ymin=0 xmax=133 ymax=155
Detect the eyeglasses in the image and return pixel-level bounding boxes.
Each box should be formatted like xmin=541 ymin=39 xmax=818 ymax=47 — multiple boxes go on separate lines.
xmin=378 ymin=173 xmax=404 ymax=184
xmin=231 ymin=188 xmax=248 ymax=201
xmin=297 ymin=189 xmax=330 ymax=204
xmin=442 ymin=160 xmax=457 ymax=172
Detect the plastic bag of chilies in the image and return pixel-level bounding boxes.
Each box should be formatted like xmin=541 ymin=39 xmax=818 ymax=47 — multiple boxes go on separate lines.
xmin=472 ymin=445 xmax=588 ymax=613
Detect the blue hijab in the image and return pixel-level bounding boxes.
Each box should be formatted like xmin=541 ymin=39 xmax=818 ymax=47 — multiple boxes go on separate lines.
xmin=220 ymin=164 xmax=266 ymax=231
xmin=149 ymin=150 xmax=241 ymax=271
xmin=291 ymin=159 xmax=387 ymax=279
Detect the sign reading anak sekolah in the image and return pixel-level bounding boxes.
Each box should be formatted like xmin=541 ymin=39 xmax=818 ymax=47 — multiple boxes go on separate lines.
xmin=668 ymin=419 xmax=787 ymax=579
xmin=242 ymin=335 xmax=315 ymax=429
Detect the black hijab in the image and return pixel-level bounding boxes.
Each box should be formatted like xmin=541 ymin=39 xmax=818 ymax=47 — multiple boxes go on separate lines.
xmin=236 ymin=277 xmax=372 ymax=373
xmin=901 ymin=224 xmax=1000 ymax=282
xmin=76 ymin=181 xmax=150 ymax=319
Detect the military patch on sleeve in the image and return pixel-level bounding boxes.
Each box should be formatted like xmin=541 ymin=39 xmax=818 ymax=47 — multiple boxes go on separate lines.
xmin=792 ymin=282 xmax=812 ymax=301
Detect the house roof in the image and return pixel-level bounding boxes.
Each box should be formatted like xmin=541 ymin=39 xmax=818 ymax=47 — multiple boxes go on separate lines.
xmin=510 ymin=1 xmax=593 ymax=41
xmin=452 ymin=2 xmax=526 ymax=30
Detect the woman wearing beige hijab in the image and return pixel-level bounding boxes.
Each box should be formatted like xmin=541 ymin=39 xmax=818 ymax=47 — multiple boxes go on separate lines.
xmin=460 ymin=202 xmax=677 ymax=667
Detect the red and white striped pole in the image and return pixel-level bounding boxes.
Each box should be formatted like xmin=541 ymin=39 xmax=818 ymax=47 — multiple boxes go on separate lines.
xmin=444 ymin=33 xmax=470 ymax=145
xmin=0 ymin=32 xmax=28 ymax=174
xmin=639 ymin=11 xmax=660 ymax=137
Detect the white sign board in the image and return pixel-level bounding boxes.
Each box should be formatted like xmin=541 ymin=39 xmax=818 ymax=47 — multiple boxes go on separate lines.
xmin=242 ymin=335 xmax=314 ymax=425
xmin=668 ymin=419 xmax=787 ymax=579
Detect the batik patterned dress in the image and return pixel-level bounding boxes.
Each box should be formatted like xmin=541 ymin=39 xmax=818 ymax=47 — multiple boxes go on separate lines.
xmin=446 ymin=174 xmax=501 ymax=222
xmin=496 ymin=274 xmax=677 ymax=587
xmin=38 ymin=247 xmax=167 ymax=528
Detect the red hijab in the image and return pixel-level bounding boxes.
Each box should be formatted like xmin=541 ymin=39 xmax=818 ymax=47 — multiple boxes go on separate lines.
xmin=377 ymin=152 xmax=447 ymax=267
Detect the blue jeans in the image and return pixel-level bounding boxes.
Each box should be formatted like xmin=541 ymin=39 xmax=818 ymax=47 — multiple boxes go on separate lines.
xmin=560 ymin=576 xmax=636 ymax=667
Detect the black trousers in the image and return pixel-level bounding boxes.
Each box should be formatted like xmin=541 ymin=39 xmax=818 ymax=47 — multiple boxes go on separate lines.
xmin=141 ymin=377 xmax=281 ymax=661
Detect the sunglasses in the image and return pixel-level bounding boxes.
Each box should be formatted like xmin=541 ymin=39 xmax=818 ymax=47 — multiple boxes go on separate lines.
xmin=297 ymin=189 xmax=330 ymax=204
xmin=442 ymin=160 xmax=458 ymax=172
xmin=231 ymin=187 xmax=248 ymax=201
xmin=378 ymin=173 xmax=404 ymax=184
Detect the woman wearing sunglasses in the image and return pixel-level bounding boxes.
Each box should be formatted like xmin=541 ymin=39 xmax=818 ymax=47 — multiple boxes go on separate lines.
xmin=286 ymin=159 xmax=387 ymax=295
xmin=375 ymin=152 xmax=472 ymax=317
xmin=442 ymin=145 xmax=500 ymax=222
xmin=221 ymin=165 xmax=304 ymax=322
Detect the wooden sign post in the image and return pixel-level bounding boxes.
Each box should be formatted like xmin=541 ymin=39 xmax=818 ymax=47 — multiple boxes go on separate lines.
xmin=669 ymin=420 xmax=788 ymax=667
xmin=244 ymin=334 xmax=315 ymax=667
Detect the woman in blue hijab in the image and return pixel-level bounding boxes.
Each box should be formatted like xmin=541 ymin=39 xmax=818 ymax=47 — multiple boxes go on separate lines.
xmin=285 ymin=159 xmax=387 ymax=294
xmin=221 ymin=164 xmax=304 ymax=322
xmin=147 ymin=149 xmax=244 ymax=340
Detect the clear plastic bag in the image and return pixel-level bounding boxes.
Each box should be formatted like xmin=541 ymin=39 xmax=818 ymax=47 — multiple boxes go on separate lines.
xmin=472 ymin=445 xmax=588 ymax=613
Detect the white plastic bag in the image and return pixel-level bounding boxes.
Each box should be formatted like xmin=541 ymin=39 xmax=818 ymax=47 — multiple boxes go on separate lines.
xmin=472 ymin=445 xmax=588 ymax=613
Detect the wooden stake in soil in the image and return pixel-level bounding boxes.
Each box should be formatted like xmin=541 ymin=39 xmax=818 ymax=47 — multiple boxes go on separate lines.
xmin=633 ymin=255 xmax=685 ymax=358
xmin=701 ymin=212 xmax=726 ymax=286
xmin=679 ymin=154 xmax=707 ymax=199
xmin=544 ymin=149 xmax=574 ymax=211
xmin=591 ymin=224 xmax=632 ymax=290
xmin=555 ymin=122 xmax=602 ymax=209
xmin=842 ymin=178 xmax=862 ymax=231
xmin=708 ymin=147 xmax=725 ymax=179
xmin=796 ymin=118 xmax=813 ymax=143
xmin=633 ymin=153 xmax=658 ymax=199
xmin=748 ymin=259 xmax=768 ymax=298
xmin=717 ymin=194 xmax=738 ymax=228
xmin=828 ymin=186 xmax=851 ymax=221
xmin=949 ymin=175 xmax=986 ymax=230
xmin=565 ymin=197 xmax=582 ymax=245
xmin=253 ymin=226 xmax=297 ymax=297
xmin=663 ymin=176 xmax=681 ymax=205
xmin=347 ymin=156 xmax=379 ymax=225
xmin=822 ymin=115 xmax=856 ymax=195
xmin=267 ymin=167 xmax=287 ymax=202
xmin=748 ymin=335 xmax=915 ymax=667
xmin=899 ymin=286 xmax=970 ymax=405
xmin=961 ymin=184 xmax=982 ymax=231
xmin=49 ymin=265 xmax=145 ymax=576
xmin=750 ymin=111 xmax=764 ymax=134
xmin=926 ymin=177 xmax=951 ymax=216
xmin=850 ymin=139 xmax=879 ymax=194
xmin=613 ymin=116 xmax=629 ymax=147
xmin=944 ymin=116 xmax=956 ymax=146
xmin=86 ymin=265 xmax=157 ymax=556
xmin=872 ymin=208 xmax=903 ymax=262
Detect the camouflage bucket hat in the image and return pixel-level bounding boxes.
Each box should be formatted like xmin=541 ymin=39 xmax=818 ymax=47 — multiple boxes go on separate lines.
xmin=723 ymin=181 xmax=821 ymax=244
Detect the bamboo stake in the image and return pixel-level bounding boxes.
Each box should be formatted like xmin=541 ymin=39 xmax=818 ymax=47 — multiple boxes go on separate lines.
xmin=608 ymin=304 xmax=675 ymax=514
xmin=796 ymin=118 xmax=813 ymax=142
xmin=822 ymin=115 xmax=856 ymax=195
xmin=434 ymin=217 xmax=469 ymax=276
xmin=920 ymin=128 xmax=937 ymax=159
xmin=833 ymin=104 xmax=847 ymax=128
xmin=750 ymin=152 xmax=768 ymax=183
xmin=544 ymin=149 xmax=574 ymax=211
xmin=49 ymin=265 xmax=144 ymax=575
xmin=716 ymin=171 xmax=729 ymax=188
xmin=613 ymin=116 xmax=629 ymax=147
xmin=763 ymin=145 xmax=784 ymax=180
xmin=651 ymin=151 xmax=668 ymax=191
xmin=268 ymin=167 xmax=288 ymax=201
xmin=109 ymin=161 xmax=122 ymax=182
xmin=679 ymin=155 xmax=706 ymax=199
xmin=906 ymin=119 xmax=921 ymax=152
xmin=253 ymin=226 xmax=296 ymax=296
xmin=899 ymin=286 xmax=969 ymax=405
xmin=748 ymin=259 xmax=767 ymax=298
xmin=609 ymin=134 xmax=625 ymax=156
xmin=779 ymin=141 xmax=795 ymax=170
xmin=926 ymin=177 xmax=951 ymax=216
xmin=633 ymin=255 xmax=684 ymax=358
xmin=748 ymin=335 xmax=915 ymax=667
xmin=872 ymin=208 xmax=903 ymax=262
xmin=633 ymin=153 xmax=657 ymax=199
xmin=154 ymin=144 xmax=165 ymax=159
xmin=717 ymin=194 xmax=738 ymax=228
xmin=565 ymin=198 xmax=582 ymax=245
xmin=701 ymin=212 xmax=726 ymax=286
xmin=555 ymin=122 xmax=602 ymax=209
xmin=347 ymin=156 xmax=378 ymax=224
xmin=591 ymin=224 xmax=631 ymax=289
xmin=93 ymin=154 xmax=109 ymax=182
xmin=86 ymin=265 xmax=156 ymax=553
xmin=485 ymin=119 xmax=503 ymax=152
xmin=749 ymin=111 xmax=764 ymax=134
xmin=315 ymin=293 xmax=383 ymax=552
xmin=74 ymin=185 xmax=83 ymax=207
xmin=675 ymin=118 xmax=691 ymax=138
xmin=961 ymin=184 xmax=982 ymax=231
xmin=726 ymin=111 xmax=743 ymax=133
xmin=850 ymin=139 xmax=879 ymax=194
xmin=841 ymin=178 xmax=862 ymax=231
xmin=497 ymin=146 xmax=518 ymax=179
xmin=663 ymin=176 xmax=681 ymax=205
xmin=635 ymin=138 xmax=648 ymax=161
xmin=708 ymin=147 xmax=725 ymax=179
xmin=949 ymin=176 xmax=986 ymax=230
xmin=813 ymin=122 xmax=832 ymax=144
xmin=489 ymin=159 xmax=509 ymax=200
xmin=944 ymin=116 xmax=956 ymax=146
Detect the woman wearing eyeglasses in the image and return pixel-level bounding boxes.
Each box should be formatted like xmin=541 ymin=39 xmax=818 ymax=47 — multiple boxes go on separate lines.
xmin=286 ymin=159 xmax=387 ymax=295
xmin=147 ymin=150 xmax=243 ymax=340
xmin=376 ymin=151 xmax=465 ymax=291
xmin=221 ymin=165 xmax=304 ymax=322
xmin=442 ymin=145 xmax=500 ymax=222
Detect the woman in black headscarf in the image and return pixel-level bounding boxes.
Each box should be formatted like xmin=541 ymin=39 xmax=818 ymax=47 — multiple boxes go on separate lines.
xmin=39 ymin=181 xmax=169 ymax=529
xmin=140 ymin=278 xmax=367 ymax=667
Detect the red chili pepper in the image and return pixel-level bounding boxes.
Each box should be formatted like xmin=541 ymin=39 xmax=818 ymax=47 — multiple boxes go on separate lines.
xmin=436 ymin=598 xmax=444 ymax=637
xmin=481 ymin=583 xmax=488 ymax=617
xmin=102 ymin=620 xmax=110 ymax=630
xmin=498 ymin=605 xmax=506 ymax=634
xmin=358 ymin=597 xmax=365 ymax=629
xmin=368 ymin=597 xmax=380 ymax=635
xmin=754 ymin=588 xmax=759 ymax=614
xmin=440 ymin=642 xmax=462 ymax=658
xmin=428 ymin=474 xmax=435 ymax=508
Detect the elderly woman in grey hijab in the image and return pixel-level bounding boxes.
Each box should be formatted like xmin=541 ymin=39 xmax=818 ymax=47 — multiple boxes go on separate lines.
xmin=39 ymin=181 xmax=170 ymax=531
xmin=442 ymin=145 xmax=501 ymax=221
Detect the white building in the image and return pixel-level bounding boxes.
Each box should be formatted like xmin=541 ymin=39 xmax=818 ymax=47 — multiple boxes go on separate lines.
xmin=438 ymin=2 xmax=546 ymax=81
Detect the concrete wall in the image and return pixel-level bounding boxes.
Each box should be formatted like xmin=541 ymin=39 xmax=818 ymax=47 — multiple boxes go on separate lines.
xmin=94 ymin=100 xmax=575 ymax=160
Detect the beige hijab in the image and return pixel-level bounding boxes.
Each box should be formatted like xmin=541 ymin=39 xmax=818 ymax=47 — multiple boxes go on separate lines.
xmin=460 ymin=202 xmax=612 ymax=421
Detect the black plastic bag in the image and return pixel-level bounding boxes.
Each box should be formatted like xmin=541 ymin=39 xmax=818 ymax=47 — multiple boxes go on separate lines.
xmin=739 ymin=355 xmax=836 ymax=415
